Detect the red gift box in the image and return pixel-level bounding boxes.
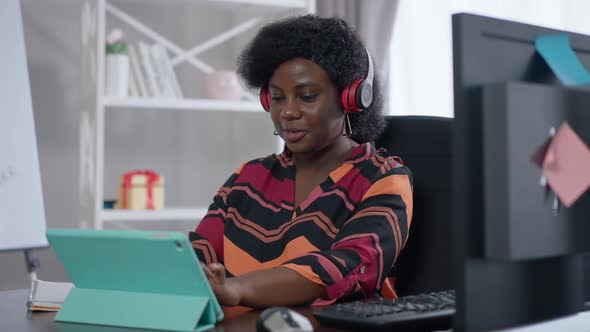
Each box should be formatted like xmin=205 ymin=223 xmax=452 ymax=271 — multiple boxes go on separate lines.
xmin=116 ymin=170 xmax=164 ymax=210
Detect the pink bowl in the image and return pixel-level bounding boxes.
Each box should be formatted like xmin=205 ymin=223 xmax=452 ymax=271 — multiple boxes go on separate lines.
xmin=204 ymin=70 xmax=244 ymax=100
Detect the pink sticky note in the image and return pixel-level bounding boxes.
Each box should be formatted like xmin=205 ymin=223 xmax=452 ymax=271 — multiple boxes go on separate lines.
xmin=542 ymin=122 xmax=590 ymax=207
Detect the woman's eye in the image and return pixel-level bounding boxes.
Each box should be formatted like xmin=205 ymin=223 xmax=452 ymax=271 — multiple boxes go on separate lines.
xmin=300 ymin=94 xmax=318 ymax=102
xmin=271 ymin=96 xmax=284 ymax=102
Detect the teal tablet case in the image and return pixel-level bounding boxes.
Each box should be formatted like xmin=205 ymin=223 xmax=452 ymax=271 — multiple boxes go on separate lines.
xmin=46 ymin=228 xmax=223 ymax=332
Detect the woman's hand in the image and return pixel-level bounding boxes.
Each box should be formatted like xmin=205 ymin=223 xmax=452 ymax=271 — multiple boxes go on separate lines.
xmin=202 ymin=263 xmax=242 ymax=307
xmin=202 ymin=263 xmax=326 ymax=308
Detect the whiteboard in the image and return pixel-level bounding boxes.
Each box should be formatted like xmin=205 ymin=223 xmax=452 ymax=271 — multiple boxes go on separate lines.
xmin=0 ymin=0 xmax=48 ymax=251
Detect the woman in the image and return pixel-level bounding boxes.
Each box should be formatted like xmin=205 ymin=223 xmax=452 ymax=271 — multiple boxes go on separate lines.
xmin=190 ymin=14 xmax=413 ymax=308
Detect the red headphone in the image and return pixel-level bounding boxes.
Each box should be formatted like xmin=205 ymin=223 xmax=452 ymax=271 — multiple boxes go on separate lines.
xmin=260 ymin=46 xmax=374 ymax=113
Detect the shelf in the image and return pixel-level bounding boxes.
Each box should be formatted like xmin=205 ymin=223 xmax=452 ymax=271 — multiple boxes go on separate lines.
xmin=110 ymin=0 xmax=311 ymax=10
xmin=212 ymin=0 xmax=309 ymax=8
xmin=103 ymin=97 xmax=265 ymax=112
xmin=81 ymin=0 xmax=312 ymax=230
xmin=102 ymin=207 xmax=209 ymax=222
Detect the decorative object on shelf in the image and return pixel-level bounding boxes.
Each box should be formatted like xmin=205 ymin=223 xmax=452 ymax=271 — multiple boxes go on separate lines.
xmin=102 ymin=199 xmax=116 ymax=209
xmin=204 ymin=70 xmax=244 ymax=100
xmin=115 ymin=170 xmax=164 ymax=210
xmin=105 ymin=28 xmax=130 ymax=98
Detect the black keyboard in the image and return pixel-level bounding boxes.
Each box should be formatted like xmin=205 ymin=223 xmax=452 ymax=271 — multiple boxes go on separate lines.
xmin=312 ymin=289 xmax=455 ymax=331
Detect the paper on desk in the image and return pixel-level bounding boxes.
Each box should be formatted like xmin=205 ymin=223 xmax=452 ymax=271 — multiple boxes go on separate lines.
xmin=541 ymin=122 xmax=590 ymax=207
xmin=27 ymin=279 xmax=74 ymax=311
xmin=535 ymin=34 xmax=590 ymax=86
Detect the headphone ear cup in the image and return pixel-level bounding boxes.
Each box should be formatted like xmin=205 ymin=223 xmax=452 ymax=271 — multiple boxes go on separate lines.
xmin=341 ymin=85 xmax=352 ymax=114
xmin=260 ymin=88 xmax=271 ymax=112
xmin=356 ymin=80 xmax=373 ymax=109
xmin=343 ymin=79 xmax=364 ymax=113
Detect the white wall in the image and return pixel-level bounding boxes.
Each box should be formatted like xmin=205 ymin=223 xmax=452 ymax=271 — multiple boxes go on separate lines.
xmin=388 ymin=0 xmax=590 ymax=117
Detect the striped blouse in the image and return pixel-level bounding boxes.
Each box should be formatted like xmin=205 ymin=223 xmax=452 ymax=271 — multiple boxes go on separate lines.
xmin=189 ymin=142 xmax=413 ymax=305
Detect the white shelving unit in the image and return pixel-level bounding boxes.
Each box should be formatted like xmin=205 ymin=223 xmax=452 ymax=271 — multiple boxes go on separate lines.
xmin=80 ymin=0 xmax=315 ymax=230
xmin=104 ymin=97 xmax=264 ymax=112
xmin=101 ymin=207 xmax=209 ymax=222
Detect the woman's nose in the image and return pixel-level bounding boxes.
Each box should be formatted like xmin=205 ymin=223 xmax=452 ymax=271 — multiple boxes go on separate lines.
xmin=280 ymin=98 xmax=301 ymax=120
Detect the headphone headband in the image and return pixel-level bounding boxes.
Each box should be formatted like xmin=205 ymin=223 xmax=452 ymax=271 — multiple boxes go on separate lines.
xmin=364 ymin=46 xmax=374 ymax=89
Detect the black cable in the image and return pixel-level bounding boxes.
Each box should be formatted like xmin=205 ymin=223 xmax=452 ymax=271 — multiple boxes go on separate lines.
xmin=24 ymin=249 xmax=40 ymax=273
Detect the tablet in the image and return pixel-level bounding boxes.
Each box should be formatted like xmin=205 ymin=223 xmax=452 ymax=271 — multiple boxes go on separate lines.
xmin=46 ymin=228 xmax=223 ymax=330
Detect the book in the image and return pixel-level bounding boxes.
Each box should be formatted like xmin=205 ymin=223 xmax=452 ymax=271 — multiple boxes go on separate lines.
xmin=155 ymin=44 xmax=184 ymax=98
xmin=128 ymin=44 xmax=146 ymax=97
xmin=150 ymin=44 xmax=176 ymax=98
xmin=128 ymin=59 xmax=139 ymax=97
xmin=138 ymin=41 xmax=159 ymax=97
xmin=27 ymin=279 xmax=74 ymax=311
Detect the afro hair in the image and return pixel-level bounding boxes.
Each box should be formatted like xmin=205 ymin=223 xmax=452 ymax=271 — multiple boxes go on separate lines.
xmin=237 ymin=14 xmax=385 ymax=143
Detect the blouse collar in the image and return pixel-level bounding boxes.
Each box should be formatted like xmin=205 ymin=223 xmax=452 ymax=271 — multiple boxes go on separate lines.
xmin=279 ymin=142 xmax=375 ymax=165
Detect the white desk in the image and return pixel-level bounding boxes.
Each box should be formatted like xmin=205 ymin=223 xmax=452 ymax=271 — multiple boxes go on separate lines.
xmin=501 ymin=310 xmax=590 ymax=332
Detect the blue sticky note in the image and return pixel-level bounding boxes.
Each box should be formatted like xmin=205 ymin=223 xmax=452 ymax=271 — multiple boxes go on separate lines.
xmin=535 ymin=34 xmax=590 ymax=86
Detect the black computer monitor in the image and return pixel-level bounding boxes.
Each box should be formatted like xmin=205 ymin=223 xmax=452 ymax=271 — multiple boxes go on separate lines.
xmin=452 ymin=13 xmax=590 ymax=331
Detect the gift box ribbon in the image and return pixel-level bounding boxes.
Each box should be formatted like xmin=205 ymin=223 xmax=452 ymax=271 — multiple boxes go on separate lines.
xmin=121 ymin=170 xmax=160 ymax=209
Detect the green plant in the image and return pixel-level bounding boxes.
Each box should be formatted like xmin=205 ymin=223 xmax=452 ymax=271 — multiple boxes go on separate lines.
xmin=106 ymin=41 xmax=128 ymax=54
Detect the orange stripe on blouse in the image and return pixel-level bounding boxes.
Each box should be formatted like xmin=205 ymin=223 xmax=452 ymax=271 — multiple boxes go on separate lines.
xmin=282 ymin=263 xmax=325 ymax=286
xmin=344 ymin=208 xmax=401 ymax=261
xmin=331 ymin=254 xmax=348 ymax=269
xmin=361 ymin=174 xmax=413 ymax=226
xmin=235 ymin=162 xmax=247 ymax=175
xmin=329 ymin=163 xmax=353 ymax=183
xmin=224 ymin=235 xmax=320 ymax=276
xmin=191 ymin=240 xmax=216 ymax=265
xmin=381 ymin=277 xmax=398 ymax=299
xmin=228 ymin=209 xmax=339 ymax=241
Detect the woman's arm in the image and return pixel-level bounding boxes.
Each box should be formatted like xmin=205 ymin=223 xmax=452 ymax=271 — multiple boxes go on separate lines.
xmin=203 ymin=263 xmax=326 ymax=308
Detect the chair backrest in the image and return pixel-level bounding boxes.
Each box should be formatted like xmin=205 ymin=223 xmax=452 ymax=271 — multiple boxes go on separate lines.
xmin=374 ymin=115 xmax=453 ymax=296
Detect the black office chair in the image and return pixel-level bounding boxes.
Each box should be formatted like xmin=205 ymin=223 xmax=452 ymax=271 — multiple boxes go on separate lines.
xmin=375 ymin=115 xmax=453 ymax=297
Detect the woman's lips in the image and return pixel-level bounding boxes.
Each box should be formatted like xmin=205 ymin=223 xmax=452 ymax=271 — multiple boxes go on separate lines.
xmin=283 ymin=130 xmax=308 ymax=142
